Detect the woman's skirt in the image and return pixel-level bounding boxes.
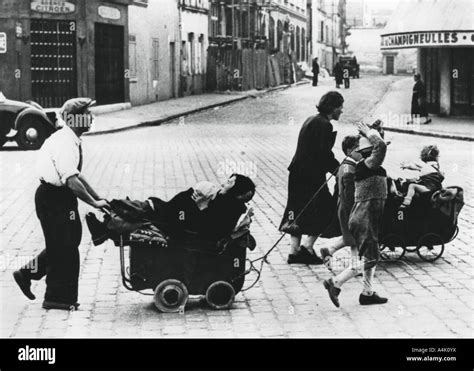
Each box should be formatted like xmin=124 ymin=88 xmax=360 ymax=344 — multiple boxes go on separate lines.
xmin=279 ymin=171 xmax=336 ymax=236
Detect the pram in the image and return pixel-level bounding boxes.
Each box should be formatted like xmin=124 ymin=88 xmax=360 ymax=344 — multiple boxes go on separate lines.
xmin=379 ymin=186 xmax=464 ymax=262
xmin=110 ymin=212 xmax=256 ymax=313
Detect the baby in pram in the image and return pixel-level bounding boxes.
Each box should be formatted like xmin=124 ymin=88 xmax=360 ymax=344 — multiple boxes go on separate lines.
xmin=395 ymin=145 xmax=444 ymax=208
xmin=86 ymin=174 xmax=256 ymax=246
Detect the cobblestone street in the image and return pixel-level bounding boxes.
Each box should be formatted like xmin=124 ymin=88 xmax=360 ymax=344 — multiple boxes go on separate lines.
xmin=1 ymin=76 xmax=473 ymax=338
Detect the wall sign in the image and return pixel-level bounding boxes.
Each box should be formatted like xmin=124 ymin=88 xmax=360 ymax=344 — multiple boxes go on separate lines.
xmin=98 ymin=5 xmax=121 ymax=20
xmin=0 ymin=33 xmax=6 ymax=54
xmin=31 ymin=0 xmax=76 ymax=14
xmin=381 ymin=31 xmax=474 ymax=49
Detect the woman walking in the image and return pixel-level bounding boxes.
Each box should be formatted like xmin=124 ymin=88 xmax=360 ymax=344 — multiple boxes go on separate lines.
xmin=280 ymin=91 xmax=344 ymax=264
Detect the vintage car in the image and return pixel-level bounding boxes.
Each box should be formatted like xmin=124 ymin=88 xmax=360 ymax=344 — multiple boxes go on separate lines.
xmin=0 ymin=92 xmax=58 ymax=150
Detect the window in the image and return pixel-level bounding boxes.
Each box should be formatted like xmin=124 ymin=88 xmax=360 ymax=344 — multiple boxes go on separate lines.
xmin=152 ymin=38 xmax=159 ymax=80
xmin=129 ymin=34 xmax=137 ymax=79
xmin=188 ymin=33 xmax=195 ymax=74
xmin=320 ymin=21 xmax=324 ymax=42
xmin=181 ymin=41 xmax=189 ymax=75
xmin=197 ymin=34 xmax=204 ymax=74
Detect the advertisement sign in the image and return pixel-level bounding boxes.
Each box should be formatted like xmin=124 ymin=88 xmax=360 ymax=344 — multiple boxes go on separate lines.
xmin=381 ymin=31 xmax=474 ymax=49
xmin=31 ymin=0 xmax=76 ymax=14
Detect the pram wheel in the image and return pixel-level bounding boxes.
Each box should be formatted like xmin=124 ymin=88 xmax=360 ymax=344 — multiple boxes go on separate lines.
xmin=416 ymin=233 xmax=444 ymax=262
xmin=153 ymin=279 xmax=189 ymax=313
xmin=380 ymin=234 xmax=406 ymax=260
xmin=205 ymin=281 xmax=235 ymax=310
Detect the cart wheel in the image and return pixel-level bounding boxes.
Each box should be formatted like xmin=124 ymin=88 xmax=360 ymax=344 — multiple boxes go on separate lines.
xmin=416 ymin=233 xmax=444 ymax=262
xmin=380 ymin=234 xmax=406 ymax=260
xmin=205 ymin=281 xmax=235 ymax=310
xmin=154 ymin=279 xmax=189 ymax=313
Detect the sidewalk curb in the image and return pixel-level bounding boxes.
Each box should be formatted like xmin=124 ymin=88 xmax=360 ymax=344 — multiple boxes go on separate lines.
xmin=370 ymin=79 xmax=473 ymax=142
xmin=383 ymin=127 xmax=474 ymax=142
xmin=86 ymin=82 xmax=309 ymax=136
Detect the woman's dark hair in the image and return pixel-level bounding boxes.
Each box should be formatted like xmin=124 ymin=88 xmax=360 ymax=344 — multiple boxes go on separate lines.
xmin=341 ymin=135 xmax=360 ymax=155
xmin=229 ymin=174 xmax=256 ymax=202
xmin=317 ymin=91 xmax=344 ymax=115
xmin=420 ymin=145 xmax=439 ymax=162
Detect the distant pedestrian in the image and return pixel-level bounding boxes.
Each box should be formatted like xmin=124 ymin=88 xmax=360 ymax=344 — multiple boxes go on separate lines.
xmin=312 ymin=57 xmax=320 ymax=87
xmin=13 ymin=98 xmax=108 ymax=310
xmin=334 ymin=60 xmax=343 ymax=89
xmin=408 ymin=73 xmax=431 ymax=125
xmin=280 ymin=91 xmax=343 ymax=265
xmin=342 ymin=62 xmax=350 ymax=89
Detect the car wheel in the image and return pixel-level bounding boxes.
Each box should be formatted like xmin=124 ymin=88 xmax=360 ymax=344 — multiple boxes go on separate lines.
xmin=16 ymin=117 xmax=49 ymax=150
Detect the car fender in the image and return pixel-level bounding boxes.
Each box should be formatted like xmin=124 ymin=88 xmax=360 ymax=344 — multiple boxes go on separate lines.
xmin=14 ymin=107 xmax=56 ymax=131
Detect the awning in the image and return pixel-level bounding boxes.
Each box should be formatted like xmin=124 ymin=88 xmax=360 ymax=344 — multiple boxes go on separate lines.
xmin=381 ymin=0 xmax=474 ymax=49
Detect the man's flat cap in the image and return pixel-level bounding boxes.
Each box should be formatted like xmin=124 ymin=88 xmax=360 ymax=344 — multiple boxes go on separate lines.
xmin=60 ymin=98 xmax=96 ymax=116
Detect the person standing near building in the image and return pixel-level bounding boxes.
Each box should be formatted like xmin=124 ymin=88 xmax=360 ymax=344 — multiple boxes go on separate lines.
xmin=312 ymin=57 xmax=320 ymax=87
xmin=279 ymin=91 xmax=343 ymax=264
xmin=13 ymin=98 xmax=108 ymax=310
xmin=333 ymin=59 xmax=343 ymax=89
xmin=408 ymin=73 xmax=431 ymax=125
xmin=342 ymin=62 xmax=351 ymax=89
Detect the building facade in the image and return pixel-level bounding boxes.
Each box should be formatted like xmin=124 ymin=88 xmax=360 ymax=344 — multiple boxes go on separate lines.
xmin=381 ymin=0 xmax=474 ymax=115
xmin=128 ymin=0 xmax=180 ymax=105
xmin=308 ymin=0 xmax=347 ymax=74
xmin=179 ymin=0 xmax=209 ymax=96
xmin=0 ymin=0 xmax=132 ymax=107
xmin=266 ymin=0 xmax=308 ymax=62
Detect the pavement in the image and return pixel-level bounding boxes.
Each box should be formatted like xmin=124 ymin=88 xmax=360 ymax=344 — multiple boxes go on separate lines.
xmin=86 ymin=82 xmax=309 ymax=135
xmin=88 ymin=75 xmax=474 ymax=141
xmin=0 ymin=74 xmax=472 ymax=338
xmin=369 ymin=77 xmax=474 ymax=141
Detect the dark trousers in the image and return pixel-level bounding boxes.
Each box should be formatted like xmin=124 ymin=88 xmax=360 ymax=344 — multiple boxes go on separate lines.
xmin=312 ymin=74 xmax=318 ymax=86
xmin=20 ymin=183 xmax=82 ymax=303
xmin=344 ymin=78 xmax=350 ymax=88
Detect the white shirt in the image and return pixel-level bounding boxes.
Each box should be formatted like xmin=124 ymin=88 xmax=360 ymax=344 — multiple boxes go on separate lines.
xmin=36 ymin=125 xmax=82 ymax=187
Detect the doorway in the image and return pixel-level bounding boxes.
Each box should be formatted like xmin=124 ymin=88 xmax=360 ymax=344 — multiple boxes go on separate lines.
xmin=95 ymin=23 xmax=124 ymax=105
xmin=30 ymin=20 xmax=77 ymax=108
xmin=451 ymin=48 xmax=474 ymax=115
xmin=386 ymin=56 xmax=394 ymax=74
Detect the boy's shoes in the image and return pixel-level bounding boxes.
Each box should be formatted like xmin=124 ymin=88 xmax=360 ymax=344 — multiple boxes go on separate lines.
xmin=423 ymin=118 xmax=432 ymax=125
xmin=13 ymin=270 xmax=36 ymax=300
xmin=323 ymin=278 xmax=341 ymax=308
xmin=320 ymin=247 xmax=333 ymax=271
xmin=42 ymin=300 xmax=80 ymax=311
xmin=288 ymin=247 xmax=323 ymax=265
xmin=359 ymin=292 xmax=388 ymax=305
xmin=85 ymin=213 xmax=109 ymax=246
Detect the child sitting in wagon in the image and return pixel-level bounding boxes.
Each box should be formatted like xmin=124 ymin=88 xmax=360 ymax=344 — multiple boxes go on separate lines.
xmin=398 ymin=145 xmax=444 ymax=208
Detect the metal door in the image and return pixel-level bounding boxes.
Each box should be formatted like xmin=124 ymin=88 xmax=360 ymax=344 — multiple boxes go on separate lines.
xmin=95 ymin=23 xmax=124 ymax=105
xmin=30 ymin=20 xmax=77 ymax=108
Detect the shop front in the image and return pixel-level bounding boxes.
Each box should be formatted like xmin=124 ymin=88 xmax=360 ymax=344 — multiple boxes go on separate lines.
xmin=381 ymin=0 xmax=474 ymax=116
xmin=0 ymin=0 xmax=131 ymax=107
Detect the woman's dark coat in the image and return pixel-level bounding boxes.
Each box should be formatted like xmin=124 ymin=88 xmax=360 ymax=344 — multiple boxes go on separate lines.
xmin=411 ymin=79 xmax=428 ymax=117
xmin=279 ymin=114 xmax=340 ymax=236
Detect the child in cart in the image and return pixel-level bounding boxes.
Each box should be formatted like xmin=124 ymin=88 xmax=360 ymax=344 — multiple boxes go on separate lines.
xmin=396 ymin=145 xmax=444 ymax=208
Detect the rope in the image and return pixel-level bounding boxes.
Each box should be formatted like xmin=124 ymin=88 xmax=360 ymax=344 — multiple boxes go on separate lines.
xmin=236 ymin=156 xmax=350 ymax=291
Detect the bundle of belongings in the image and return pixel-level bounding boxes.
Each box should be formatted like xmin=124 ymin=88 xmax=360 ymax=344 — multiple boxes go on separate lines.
xmin=86 ymin=175 xmax=257 ymax=252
